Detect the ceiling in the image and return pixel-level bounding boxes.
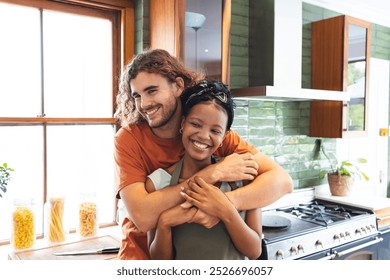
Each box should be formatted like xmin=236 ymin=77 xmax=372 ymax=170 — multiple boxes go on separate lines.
xmin=304 ymin=0 xmax=390 ymax=27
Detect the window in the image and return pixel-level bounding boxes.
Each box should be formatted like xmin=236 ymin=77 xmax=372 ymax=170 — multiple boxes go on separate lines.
xmin=0 ymin=0 xmax=133 ymax=243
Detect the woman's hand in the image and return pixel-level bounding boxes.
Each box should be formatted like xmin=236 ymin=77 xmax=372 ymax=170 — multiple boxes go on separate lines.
xmin=181 ymin=176 xmax=236 ymax=221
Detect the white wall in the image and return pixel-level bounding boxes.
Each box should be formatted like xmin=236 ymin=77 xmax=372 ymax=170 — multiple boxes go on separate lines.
xmin=336 ymin=58 xmax=389 ymax=197
xmin=303 ymin=0 xmax=390 ymax=28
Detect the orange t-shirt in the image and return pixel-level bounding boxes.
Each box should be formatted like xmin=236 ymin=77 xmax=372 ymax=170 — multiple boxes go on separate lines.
xmin=114 ymin=121 xmax=257 ymax=260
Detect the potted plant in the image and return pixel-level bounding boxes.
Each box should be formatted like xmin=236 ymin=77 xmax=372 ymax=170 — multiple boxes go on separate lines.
xmin=319 ymin=147 xmax=369 ymax=196
xmin=0 ymin=162 xmax=14 ymax=198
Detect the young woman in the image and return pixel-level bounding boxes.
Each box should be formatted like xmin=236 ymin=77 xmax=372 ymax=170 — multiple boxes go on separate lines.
xmin=145 ymin=80 xmax=262 ymax=260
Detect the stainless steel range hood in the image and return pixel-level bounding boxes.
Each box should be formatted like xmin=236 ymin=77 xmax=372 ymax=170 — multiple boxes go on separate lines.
xmin=232 ymin=0 xmax=350 ymax=102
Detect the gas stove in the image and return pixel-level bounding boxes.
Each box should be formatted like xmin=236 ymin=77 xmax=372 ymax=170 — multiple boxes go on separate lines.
xmin=259 ymin=196 xmax=381 ymax=260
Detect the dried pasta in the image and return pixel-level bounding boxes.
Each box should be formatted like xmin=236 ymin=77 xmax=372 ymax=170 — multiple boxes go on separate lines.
xmin=48 ymin=197 xmax=66 ymax=243
xmin=79 ymin=202 xmax=97 ymax=237
xmin=12 ymin=206 xmax=35 ymax=250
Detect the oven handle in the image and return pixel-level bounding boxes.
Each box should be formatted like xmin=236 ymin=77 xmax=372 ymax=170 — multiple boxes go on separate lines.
xmin=334 ymin=237 xmax=383 ymax=258
xmin=318 ymin=254 xmax=335 ymax=260
xmin=318 ymin=237 xmax=383 ymax=260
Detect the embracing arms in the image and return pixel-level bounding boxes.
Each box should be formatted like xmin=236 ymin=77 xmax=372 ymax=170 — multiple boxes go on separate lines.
xmin=222 ymin=152 xmax=293 ymax=210
xmin=119 ymin=152 xmax=258 ymax=232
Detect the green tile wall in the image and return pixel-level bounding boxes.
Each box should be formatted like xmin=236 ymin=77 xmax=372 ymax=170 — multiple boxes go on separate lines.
xmin=135 ymin=0 xmax=150 ymax=52
xmin=134 ymin=0 xmax=390 ymax=194
xmin=229 ymin=1 xmax=390 ymax=191
xmin=230 ymin=0 xmax=249 ymax=88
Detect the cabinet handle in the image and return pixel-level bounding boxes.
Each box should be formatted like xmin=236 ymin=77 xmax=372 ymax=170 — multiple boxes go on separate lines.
xmin=342 ymin=103 xmax=348 ymax=131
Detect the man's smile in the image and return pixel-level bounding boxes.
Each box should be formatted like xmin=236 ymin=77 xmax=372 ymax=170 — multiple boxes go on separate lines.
xmin=145 ymin=106 xmax=159 ymax=117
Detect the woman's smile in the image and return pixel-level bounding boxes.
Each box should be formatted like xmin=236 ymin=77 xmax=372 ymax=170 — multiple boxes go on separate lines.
xmin=191 ymin=139 xmax=211 ymax=150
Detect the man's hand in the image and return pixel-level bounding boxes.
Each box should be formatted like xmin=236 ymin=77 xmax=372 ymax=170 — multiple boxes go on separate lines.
xmin=159 ymin=204 xmax=197 ymax=228
xmin=215 ymin=153 xmax=258 ymax=182
xmin=187 ymin=208 xmax=220 ymax=229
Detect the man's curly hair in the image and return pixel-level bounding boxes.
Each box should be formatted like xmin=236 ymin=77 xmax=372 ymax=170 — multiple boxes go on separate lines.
xmin=115 ymin=49 xmax=205 ymax=127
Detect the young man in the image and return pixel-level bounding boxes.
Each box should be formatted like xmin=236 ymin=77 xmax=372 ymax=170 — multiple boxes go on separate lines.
xmin=114 ymin=49 xmax=293 ymax=259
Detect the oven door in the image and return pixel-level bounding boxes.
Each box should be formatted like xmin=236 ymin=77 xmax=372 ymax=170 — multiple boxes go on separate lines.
xmin=296 ymin=249 xmax=332 ymax=260
xmin=329 ymin=235 xmax=383 ymax=260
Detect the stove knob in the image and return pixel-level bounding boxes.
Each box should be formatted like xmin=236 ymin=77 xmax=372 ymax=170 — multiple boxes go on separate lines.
xmin=315 ymin=240 xmax=323 ymax=248
xmin=290 ymin=246 xmax=297 ymax=255
xmin=297 ymin=244 xmax=304 ymax=252
xmin=361 ymin=227 xmax=366 ymax=234
xmin=345 ymin=231 xmax=351 ymax=238
xmin=371 ymin=224 xmax=376 ymax=229
xmin=355 ymin=228 xmax=362 ymax=235
xmin=333 ymin=234 xmax=340 ymax=241
xmin=366 ymin=226 xmax=371 ymax=231
xmin=340 ymin=232 xmax=345 ymax=238
xmin=276 ymin=250 xmax=284 ymax=259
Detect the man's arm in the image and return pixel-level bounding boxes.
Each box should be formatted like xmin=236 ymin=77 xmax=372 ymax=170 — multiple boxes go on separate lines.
xmin=183 ymin=152 xmax=293 ymax=211
xmin=227 ymin=152 xmax=293 ymax=210
xmin=120 ymin=182 xmax=183 ymax=232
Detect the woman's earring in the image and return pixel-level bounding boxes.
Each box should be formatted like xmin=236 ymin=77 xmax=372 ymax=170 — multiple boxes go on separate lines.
xmin=179 ymin=128 xmax=183 ymax=134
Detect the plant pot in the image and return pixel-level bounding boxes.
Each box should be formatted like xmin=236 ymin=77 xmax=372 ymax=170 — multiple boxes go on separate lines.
xmin=327 ymin=173 xmax=355 ymax=196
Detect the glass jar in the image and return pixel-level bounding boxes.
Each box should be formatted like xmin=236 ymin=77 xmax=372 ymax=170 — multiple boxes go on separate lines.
xmin=45 ymin=197 xmax=66 ymax=243
xmin=78 ymin=192 xmax=98 ymax=238
xmin=12 ymin=198 xmax=35 ymax=250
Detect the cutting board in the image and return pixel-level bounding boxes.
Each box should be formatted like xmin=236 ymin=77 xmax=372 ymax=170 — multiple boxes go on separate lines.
xmin=8 ymin=235 xmax=120 ymax=260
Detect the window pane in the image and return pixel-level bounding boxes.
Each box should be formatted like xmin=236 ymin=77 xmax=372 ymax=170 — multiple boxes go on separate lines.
xmin=0 ymin=3 xmax=42 ymax=117
xmin=46 ymin=125 xmax=116 ymax=229
xmin=0 ymin=126 xmax=44 ymax=241
xmin=43 ymin=11 xmax=113 ymax=117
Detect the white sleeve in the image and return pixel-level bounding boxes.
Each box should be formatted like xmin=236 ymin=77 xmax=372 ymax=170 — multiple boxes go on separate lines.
xmin=147 ymin=168 xmax=172 ymax=190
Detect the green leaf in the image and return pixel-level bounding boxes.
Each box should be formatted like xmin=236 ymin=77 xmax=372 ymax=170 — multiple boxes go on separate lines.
xmin=319 ymin=170 xmax=328 ymax=179
xmin=360 ymin=171 xmax=369 ymax=181
xmin=356 ymin=158 xmax=368 ymax=163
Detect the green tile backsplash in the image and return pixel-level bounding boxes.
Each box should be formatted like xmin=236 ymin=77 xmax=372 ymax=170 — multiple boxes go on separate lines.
xmin=232 ymin=99 xmax=333 ymax=189
xmin=136 ymin=0 xmax=390 ymax=195
xmin=230 ymin=1 xmax=390 ymax=191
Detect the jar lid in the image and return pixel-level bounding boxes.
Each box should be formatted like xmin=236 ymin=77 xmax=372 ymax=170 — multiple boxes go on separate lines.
xmin=13 ymin=197 xmax=35 ymax=206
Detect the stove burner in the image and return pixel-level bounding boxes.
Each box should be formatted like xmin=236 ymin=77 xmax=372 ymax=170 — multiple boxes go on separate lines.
xmin=276 ymin=200 xmax=364 ymax=226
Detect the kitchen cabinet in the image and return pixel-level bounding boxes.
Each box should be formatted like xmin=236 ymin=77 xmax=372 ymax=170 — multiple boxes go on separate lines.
xmin=310 ymin=15 xmax=371 ymax=138
xmin=149 ymin=0 xmax=231 ymax=84
xmin=378 ymin=228 xmax=390 ymax=260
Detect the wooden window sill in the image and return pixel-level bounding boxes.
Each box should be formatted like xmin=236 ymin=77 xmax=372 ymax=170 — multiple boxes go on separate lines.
xmin=0 ymin=225 xmax=122 ymax=260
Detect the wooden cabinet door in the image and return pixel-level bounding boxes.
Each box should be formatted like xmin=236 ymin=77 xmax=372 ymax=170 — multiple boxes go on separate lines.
xmin=149 ymin=0 xmax=231 ymax=84
xmin=310 ymin=15 xmax=371 ymax=138
xmin=150 ymin=0 xmax=185 ymax=58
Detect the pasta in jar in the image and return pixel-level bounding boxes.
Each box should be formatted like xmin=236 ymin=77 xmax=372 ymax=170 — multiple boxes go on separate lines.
xmin=46 ymin=197 xmax=66 ymax=243
xmin=79 ymin=202 xmax=98 ymax=237
xmin=78 ymin=192 xmax=98 ymax=237
xmin=12 ymin=199 xmax=35 ymax=250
